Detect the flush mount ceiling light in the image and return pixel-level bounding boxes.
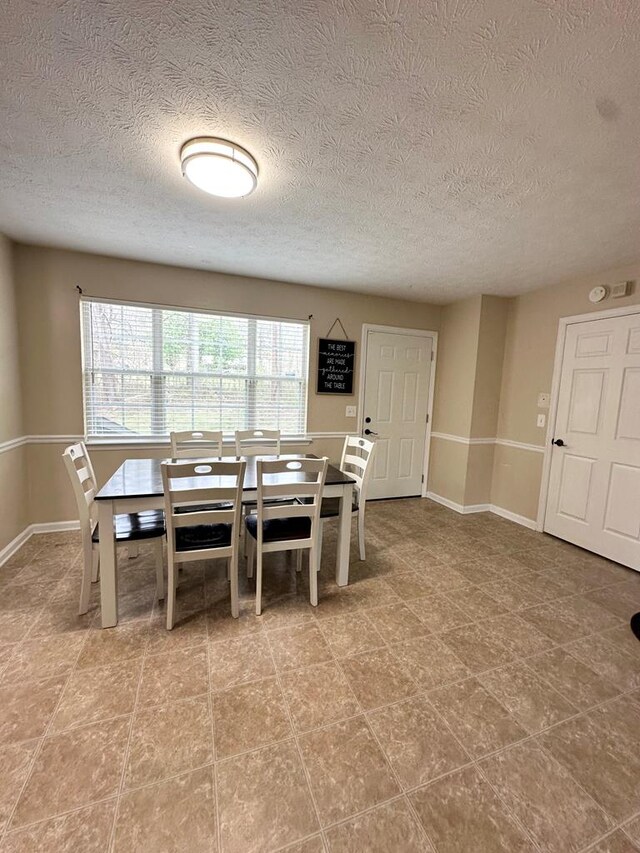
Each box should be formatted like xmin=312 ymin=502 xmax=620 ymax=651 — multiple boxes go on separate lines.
xmin=180 ymin=137 xmax=258 ymax=198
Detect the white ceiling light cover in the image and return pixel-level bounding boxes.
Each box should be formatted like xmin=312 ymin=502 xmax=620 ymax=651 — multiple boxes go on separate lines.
xmin=180 ymin=137 xmax=258 ymax=198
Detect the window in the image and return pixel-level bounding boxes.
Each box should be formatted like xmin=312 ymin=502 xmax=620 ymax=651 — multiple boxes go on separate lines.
xmin=80 ymin=299 xmax=309 ymax=439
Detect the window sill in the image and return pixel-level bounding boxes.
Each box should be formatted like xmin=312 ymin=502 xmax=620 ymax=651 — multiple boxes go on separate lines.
xmin=86 ymin=435 xmax=314 ymax=451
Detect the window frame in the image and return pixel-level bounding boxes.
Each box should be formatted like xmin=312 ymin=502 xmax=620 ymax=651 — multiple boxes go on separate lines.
xmin=80 ymin=296 xmax=310 ymax=441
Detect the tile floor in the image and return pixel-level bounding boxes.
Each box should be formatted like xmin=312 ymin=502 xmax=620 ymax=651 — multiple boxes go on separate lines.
xmin=0 ymin=499 xmax=639 ymax=852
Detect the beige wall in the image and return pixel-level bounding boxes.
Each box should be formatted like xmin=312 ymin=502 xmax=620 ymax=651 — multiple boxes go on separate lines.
xmin=14 ymin=244 xmax=441 ymax=524
xmin=0 ymin=236 xmax=28 ymax=553
xmin=492 ymin=264 xmax=640 ymax=520
xmin=429 ymin=294 xmax=509 ymax=507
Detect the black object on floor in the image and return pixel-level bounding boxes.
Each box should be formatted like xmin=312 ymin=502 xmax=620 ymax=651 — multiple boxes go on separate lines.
xmin=631 ymin=613 xmax=640 ymax=642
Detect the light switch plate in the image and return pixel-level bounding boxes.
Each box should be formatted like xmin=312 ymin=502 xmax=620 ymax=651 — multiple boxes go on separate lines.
xmin=537 ymin=414 xmax=546 ymax=428
xmin=537 ymin=392 xmax=550 ymax=409
xmin=345 ymin=405 xmax=356 ymax=418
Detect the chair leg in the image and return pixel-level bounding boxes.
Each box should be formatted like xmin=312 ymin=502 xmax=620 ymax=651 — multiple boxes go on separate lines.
xmin=357 ymin=508 xmax=366 ymax=561
xmin=316 ymin=521 xmax=324 ymax=572
xmin=255 ymin=547 xmax=263 ymax=616
xmin=246 ymin=535 xmax=255 ymax=578
xmin=154 ymin=539 xmax=165 ymax=601
xmin=295 ymin=550 xmax=303 ymax=573
xmin=91 ymin=547 xmax=100 ymax=583
xmin=229 ymin=551 xmax=239 ymax=619
xmin=166 ymin=555 xmax=177 ymax=630
xmin=309 ymin=546 xmax=318 ymax=607
xmin=79 ymin=534 xmax=94 ymax=616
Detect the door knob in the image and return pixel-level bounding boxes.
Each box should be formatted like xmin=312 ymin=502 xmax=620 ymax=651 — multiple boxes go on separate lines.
xmin=551 ymin=438 xmax=565 ymax=447
xmin=364 ymin=429 xmax=378 ymax=436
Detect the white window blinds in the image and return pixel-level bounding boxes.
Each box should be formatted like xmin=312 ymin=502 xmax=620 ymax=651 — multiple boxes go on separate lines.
xmin=81 ymin=299 xmax=309 ymax=439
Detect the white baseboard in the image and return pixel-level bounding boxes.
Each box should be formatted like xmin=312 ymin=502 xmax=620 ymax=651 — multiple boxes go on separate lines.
xmin=489 ymin=505 xmax=537 ymax=530
xmin=426 ymin=492 xmax=536 ymax=529
xmin=0 ymin=520 xmax=80 ymax=568
xmin=0 ymin=526 xmax=32 ymax=567
xmin=426 ymin=492 xmax=491 ymax=514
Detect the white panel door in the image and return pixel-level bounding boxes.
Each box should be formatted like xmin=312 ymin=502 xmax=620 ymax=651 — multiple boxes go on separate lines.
xmin=545 ymin=312 xmax=640 ymax=570
xmin=362 ymin=330 xmax=432 ymax=499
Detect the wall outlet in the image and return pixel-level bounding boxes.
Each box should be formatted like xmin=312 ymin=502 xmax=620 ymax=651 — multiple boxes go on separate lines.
xmin=537 ymin=413 xmax=546 ymax=428
xmin=345 ymin=405 xmax=356 ymax=418
xmin=537 ymin=392 xmax=550 ymax=408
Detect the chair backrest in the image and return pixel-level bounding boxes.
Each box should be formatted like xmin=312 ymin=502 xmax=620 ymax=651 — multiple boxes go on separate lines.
xmin=255 ymin=457 xmax=328 ymax=541
xmin=62 ymin=442 xmax=98 ymax=531
xmin=170 ymin=430 xmax=223 ymax=458
xmin=235 ymin=429 xmax=281 ymax=457
xmin=161 ymin=459 xmax=246 ymax=557
xmin=340 ymin=435 xmax=376 ymax=505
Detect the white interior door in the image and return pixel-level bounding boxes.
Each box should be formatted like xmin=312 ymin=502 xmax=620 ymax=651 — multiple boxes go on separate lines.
xmin=362 ymin=329 xmax=433 ymax=499
xmin=545 ymin=312 xmax=640 ymax=570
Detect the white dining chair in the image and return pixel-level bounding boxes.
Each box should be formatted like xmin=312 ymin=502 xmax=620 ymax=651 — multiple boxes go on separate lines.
xmin=245 ymin=457 xmax=328 ymax=614
xmin=234 ymin=429 xmax=281 ymax=457
xmin=63 ymin=442 xmax=165 ymax=616
xmin=170 ymin=430 xmax=224 ymax=458
xmin=303 ymin=435 xmax=375 ymax=562
xmin=161 ymin=458 xmax=245 ymax=630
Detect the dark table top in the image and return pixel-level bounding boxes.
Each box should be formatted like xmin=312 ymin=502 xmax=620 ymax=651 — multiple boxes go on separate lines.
xmin=95 ymin=454 xmax=355 ymax=501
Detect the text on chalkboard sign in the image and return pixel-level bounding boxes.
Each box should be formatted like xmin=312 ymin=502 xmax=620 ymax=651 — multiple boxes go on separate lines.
xmin=317 ymin=338 xmax=356 ymax=394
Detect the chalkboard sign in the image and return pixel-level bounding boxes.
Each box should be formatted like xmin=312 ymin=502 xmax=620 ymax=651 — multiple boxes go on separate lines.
xmin=317 ymin=338 xmax=356 ymax=394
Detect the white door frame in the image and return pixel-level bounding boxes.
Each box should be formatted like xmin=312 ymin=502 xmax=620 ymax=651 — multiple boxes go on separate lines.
xmin=358 ymin=324 xmax=438 ymax=499
xmin=536 ymin=303 xmax=640 ymax=532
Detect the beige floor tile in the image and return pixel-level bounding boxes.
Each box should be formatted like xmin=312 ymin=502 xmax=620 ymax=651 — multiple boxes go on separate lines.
xmin=516 ymin=571 xmax=572 ymax=602
xmin=391 ymin=634 xmax=470 ymax=690
xmin=12 ymin=717 xmax=130 ymax=827
xmin=299 ymin=716 xmax=399 ymax=825
xmin=406 ymin=593 xmax=471 ymax=633
xmin=0 ymin=741 xmax=39 ymax=832
xmin=209 ymin=634 xmax=275 ymax=691
xmin=267 ymin=622 xmax=333 ymax=672
xmin=479 ymin=663 xmax=577 ymax=733
xmin=0 ymin=580 xmax=53 ymax=613
xmin=450 ymin=559 xmax=501 ymax=585
xmin=0 ymin=676 xmax=66 ymax=744
xmin=207 ymin=598 xmax=266 ymax=639
xmin=0 ymin=609 xmax=37 ymax=645
xmin=526 ymin=647 xmax=620 ymax=710
xmin=586 ymin=585 xmax=640 ymax=622
xmin=77 ymin=621 xmax=150 ymax=669
xmin=384 ymin=571 xmax=432 ymax=601
xmin=416 ymin=562 xmax=469 ymax=591
xmin=2 ymin=800 xmax=116 ymax=853
xmin=28 ymin=597 xmax=94 ymax=638
xmin=539 ymin=708 xmax=640 ymax=822
xmin=125 ymin=695 xmax=213 ymax=789
xmin=146 ymin=610 xmax=209 ymax=653
xmin=213 ymin=676 xmax=292 ymax=758
xmin=114 ymin=766 xmax=216 ymax=852
xmin=217 ymin=740 xmax=319 ymax=853
xmin=478 ymin=578 xmax=545 ymax=611
xmin=137 ymin=645 xmax=209 ymax=707
xmin=368 ymin=694 xmax=468 ymax=788
xmin=480 ymin=739 xmax=612 ymax=853
xmin=281 ymin=837 xmax=325 ymax=853
xmin=445 ymin=586 xmax=508 ymax=621
xmin=483 ymin=613 xmax=555 ymax=658
xmin=624 ymin=816 xmax=640 ymax=846
xmin=366 ymin=602 xmax=430 ymax=644
xmin=564 ymin=633 xmax=640 ymax=692
xmin=325 ymin=798 xmax=430 ymax=852
xmin=430 ymin=678 xmax=528 ymax=758
xmin=410 ymin=765 xmax=536 ymax=852
xmin=51 ymin=659 xmax=141 ymax=733
xmin=561 ymin=594 xmax=624 ymax=632
xmin=316 ymin=612 xmax=385 ymax=658
xmin=1 ymin=634 xmax=85 ymax=684
xmin=520 ymin=600 xmax=591 ymax=643
xmin=339 ymin=647 xmax=418 ymax=709
xmin=440 ymin=623 xmax=515 ymax=674
xmin=587 ymin=830 xmax=640 ymax=853
xmin=280 ymin=661 xmax=360 ymax=732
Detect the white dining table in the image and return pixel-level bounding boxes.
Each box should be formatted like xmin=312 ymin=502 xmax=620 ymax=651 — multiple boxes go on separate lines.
xmin=94 ymin=454 xmax=356 ymax=628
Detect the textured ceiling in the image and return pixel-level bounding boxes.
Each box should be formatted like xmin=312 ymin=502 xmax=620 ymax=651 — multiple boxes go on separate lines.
xmin=1 ymin=0 xmax=640 ymax=302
